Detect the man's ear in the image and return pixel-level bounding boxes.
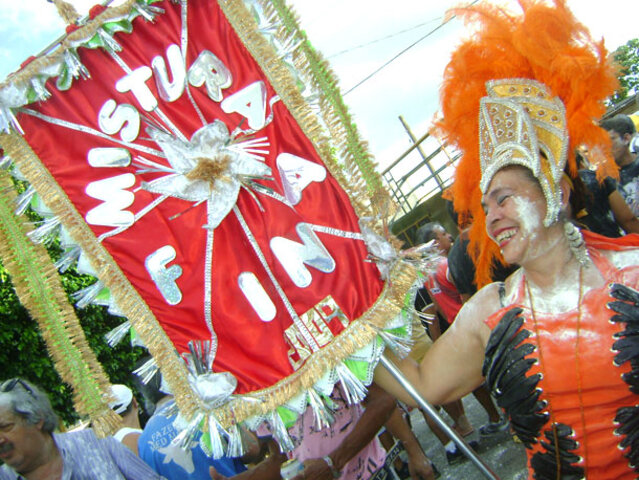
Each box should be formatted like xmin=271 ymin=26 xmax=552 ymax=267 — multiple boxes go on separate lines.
xmin=623 ymin=132 xmax=633 ymax=146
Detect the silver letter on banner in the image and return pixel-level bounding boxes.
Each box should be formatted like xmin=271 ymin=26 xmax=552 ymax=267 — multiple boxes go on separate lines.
xmin=145 ymin=245 xmax=183 ymax=306
xmin=276 ymin=153 xmax=326 ymax=205
xmin=270 ymin=223 xmax=336 ymax=288
xmin=97 ymin=99 xmax=141 ymax=143
xmin=238 ymin=272 xmax=276 ymax=322
xmin=87 ymin=147 xmax=131 ymax=168
xmin=152 ymin=44 xmax=187 ymax=103
xmin=84 ymin=173 xmax=136 ymax=227
xmin=187 ymin=50 xmax=232 ymax=102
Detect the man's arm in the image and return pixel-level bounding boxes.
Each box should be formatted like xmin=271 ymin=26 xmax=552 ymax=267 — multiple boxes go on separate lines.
xmin=609 ymin=189 xmax=639 ymax=234
xmin=210 ymin=440 xmax=286 ymax=480
xmin=293 ymin=383 xmax=396 ymax=480
xmin=383 ymin=407 xmax=436 ymax=480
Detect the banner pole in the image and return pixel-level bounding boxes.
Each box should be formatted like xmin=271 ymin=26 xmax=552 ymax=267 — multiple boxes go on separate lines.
xmin=379 ymin=355 xmax=500 ymax=480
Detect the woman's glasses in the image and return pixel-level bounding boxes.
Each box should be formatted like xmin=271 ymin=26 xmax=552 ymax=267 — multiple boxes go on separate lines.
xmin=0 ymin=378 xmax=35 ymax=396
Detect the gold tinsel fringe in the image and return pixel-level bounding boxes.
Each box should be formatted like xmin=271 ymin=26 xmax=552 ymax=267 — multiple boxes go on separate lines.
xmin=0 ymin=168 xmax=121 ymax=436
xmin=0 ymin=133 xmax=198 ymax=423
xmin=51 ymin=0 xmax=81 ymax=26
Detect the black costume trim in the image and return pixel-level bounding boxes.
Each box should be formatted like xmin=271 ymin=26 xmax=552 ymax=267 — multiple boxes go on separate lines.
xmin=608 ymin=283 xmax=639 ymax=472
xmin=483 ymin=308 xmax=586 ymax=479
xmin=482 ymin=307 xmax=548 ymax=448
xmin=530 ymin=423 xmax=585 ymax=480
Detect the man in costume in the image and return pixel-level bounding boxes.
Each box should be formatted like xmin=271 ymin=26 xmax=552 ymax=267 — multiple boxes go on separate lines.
xmin=0 ymin=378 xmax=162 ymax=479
xmin=374 ymin=1 xmax=639 ymax=478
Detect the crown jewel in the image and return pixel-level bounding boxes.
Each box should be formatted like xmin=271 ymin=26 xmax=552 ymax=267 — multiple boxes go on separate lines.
xmin=479 ymin=79 xmax=569 ymax=226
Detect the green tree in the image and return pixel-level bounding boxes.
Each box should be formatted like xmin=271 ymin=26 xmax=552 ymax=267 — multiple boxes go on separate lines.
xmin=610 ymin=38 xmax=639 ymax=107
xmin=0 ymin=233 xmax=144 ymax=426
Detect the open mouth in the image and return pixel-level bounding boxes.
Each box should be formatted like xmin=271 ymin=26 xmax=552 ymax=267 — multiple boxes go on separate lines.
xmin=0 ymin=442 xmax=13 ymax=455
xmin=494 ymin=228 xmax=517 ymax=247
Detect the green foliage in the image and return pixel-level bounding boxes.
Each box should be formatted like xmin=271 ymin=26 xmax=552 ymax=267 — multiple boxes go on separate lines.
xmin=0 ymin=252 xmax=144 ymax=426
xmin=610 ymin=38 xmax=639 ymax=107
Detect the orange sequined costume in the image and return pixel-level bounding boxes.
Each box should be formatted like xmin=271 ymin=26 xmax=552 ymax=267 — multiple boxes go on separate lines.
xmin=484 ymin=231 xmax=639 ymax=479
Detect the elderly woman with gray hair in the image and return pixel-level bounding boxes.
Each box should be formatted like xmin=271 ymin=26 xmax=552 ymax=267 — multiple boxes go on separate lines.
xmin=0 ymin=377 xmax=163 ymax=480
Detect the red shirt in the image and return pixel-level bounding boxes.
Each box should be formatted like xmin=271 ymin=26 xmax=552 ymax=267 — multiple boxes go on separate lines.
xmin=424 ymin=258 xmax=463 ymax=323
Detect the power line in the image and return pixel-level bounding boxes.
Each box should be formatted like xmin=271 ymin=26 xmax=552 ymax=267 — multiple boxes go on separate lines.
xmin=343 ymin=0 xmax=479 ymax=96
xmin=326 ymin=19 xmax=442 ymax=59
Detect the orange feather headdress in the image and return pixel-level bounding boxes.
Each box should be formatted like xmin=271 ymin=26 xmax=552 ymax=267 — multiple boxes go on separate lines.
xmin=434 ymin=0 xmax=619 ymax=288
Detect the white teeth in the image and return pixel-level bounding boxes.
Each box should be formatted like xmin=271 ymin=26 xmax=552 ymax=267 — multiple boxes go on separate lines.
xmin=496 ymin=229 xmax=516 ymax=243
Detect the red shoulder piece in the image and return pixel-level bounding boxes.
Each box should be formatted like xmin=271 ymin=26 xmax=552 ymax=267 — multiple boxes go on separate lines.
xmin=583 ymin=230 xmax=639 ymax=251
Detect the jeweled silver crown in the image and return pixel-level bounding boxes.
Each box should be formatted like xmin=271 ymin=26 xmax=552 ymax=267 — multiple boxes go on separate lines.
xmin=479 ymin=79 xmax=569 ymax=226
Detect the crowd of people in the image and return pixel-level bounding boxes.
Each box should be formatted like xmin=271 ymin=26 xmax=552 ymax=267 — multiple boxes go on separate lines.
xmin=2 ymin=0 xmax=639 ymax=479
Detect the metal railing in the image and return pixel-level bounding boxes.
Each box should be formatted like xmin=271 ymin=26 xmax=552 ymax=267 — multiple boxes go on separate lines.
xmin=382 ymin=118 xmax=459 ymax=215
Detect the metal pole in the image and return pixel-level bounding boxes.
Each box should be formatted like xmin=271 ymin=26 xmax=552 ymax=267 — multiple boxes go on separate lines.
xmin=398 ymin=116 xmax=444 ymax=191
xmin=379 ymin=355 xmax=500 ymax=480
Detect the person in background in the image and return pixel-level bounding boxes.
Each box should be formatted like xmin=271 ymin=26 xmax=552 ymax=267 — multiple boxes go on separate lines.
xmin=134 ymin=361 xmax=249 ymax=479
xmin=0 ymin=377 xmax=162 ymax=480
xmin=377 ymin=404 xmax=439 ymax=479
xmin=210 ymin=383 xmax=437 ymax=480
xmin=417 ymin=223 xmax=506 ymax=452
xmin=575 ymin=150 xmax=639 ymax=237
xmin=600 ymin=114 xmax=639 ymax=215
xmin=109 ymin=384 xmax=143 ymax=456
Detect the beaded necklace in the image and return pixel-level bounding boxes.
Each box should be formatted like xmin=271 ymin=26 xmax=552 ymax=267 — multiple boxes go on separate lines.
xmin=525 ymin=265 xmax=586 ymax=480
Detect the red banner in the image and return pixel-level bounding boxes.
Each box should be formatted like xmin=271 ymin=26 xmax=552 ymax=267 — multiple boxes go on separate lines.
xmin=13 ymin=0 xmax=386 ymax=400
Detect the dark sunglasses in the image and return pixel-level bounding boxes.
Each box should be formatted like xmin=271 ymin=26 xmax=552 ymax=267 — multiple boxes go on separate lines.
xmin=0 ymin=378 xmax=35 ymax=396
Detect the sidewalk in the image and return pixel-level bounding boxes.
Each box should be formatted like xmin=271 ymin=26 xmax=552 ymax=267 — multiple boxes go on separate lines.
xmin=408 ymin=395 xmax=528 ymax=479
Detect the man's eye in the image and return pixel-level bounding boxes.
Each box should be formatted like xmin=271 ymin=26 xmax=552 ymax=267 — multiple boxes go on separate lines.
xmin=497 ymin=195 xmax=510 ymax=205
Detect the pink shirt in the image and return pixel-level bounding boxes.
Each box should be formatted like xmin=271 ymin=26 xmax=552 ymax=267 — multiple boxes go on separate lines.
xmin=287 ymin=388 xmax=386 ymax=479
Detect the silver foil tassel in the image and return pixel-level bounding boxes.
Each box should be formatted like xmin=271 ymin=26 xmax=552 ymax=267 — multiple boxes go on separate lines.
xmin=207 ymin=414 xmax=228 ymax=459
xmin=0 ymin=154 xmax=12 ymax=170
xmin=377 ymin=329 xmax=413 ymax=359
xmin=14 ymin=186 xmax=36 ymax=216
xmin=0 ymin=105 xmax=23 ymax=135
xmin=172 ymin=411 xmax=204 ymax=450
xmin=104 ymin=320 xmax=131 ymax=347
xmin=183 ymin=339 xmax=213 ymax=376
xmin=54 ymin=245 xmax=82 ymax=273
xmin=133 ymin=356 xmax=159 ymax=384
xmin=63 ymin=49 xmax=90 ymax=80
xmin=71 ymin=281 xmax=104 ymax=309
xmin=30 ymin=77 xmax=50 ymax=101
xmin=239 ymin=184 xmax=265 ymax=212
xmin=226 ymin=422 xmax=246 ymax=458
xmin=27 ymin=216 xmax=61 ymax=244
xmin=268 ymin=410 xmax=294 ymax=452
xmin=133 ymin=2 xmax=165 ymax=21
xmin=307 ymin=388 xmax=334 ymax=431
xmin=97 ymin=29 xmax=122 ymax=52
xmin=399 ymin=240 xmax=442 ymax=277
xmin=334 ymin=363 xmax=367 ymax=405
